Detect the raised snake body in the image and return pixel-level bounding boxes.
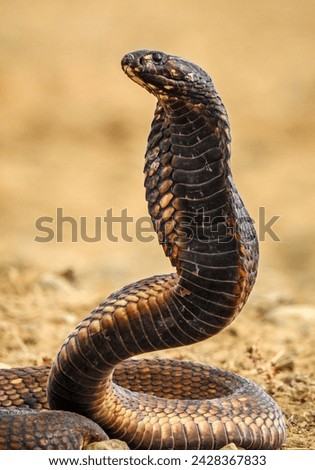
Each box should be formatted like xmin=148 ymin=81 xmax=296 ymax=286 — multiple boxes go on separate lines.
xmin=0 ymin=50 xmax=286 ymax=450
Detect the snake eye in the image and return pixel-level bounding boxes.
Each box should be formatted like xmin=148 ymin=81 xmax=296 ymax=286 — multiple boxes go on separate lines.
xmin=152 ymin=52 xmax=164 ymax=64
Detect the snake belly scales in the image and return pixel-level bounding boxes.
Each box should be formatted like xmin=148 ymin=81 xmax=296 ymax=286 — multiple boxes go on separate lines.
xmin=0 ymin=50 xmax=286 ymax=450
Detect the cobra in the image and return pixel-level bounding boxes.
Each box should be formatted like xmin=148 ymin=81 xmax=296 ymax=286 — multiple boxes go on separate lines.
xmin=0 ymin=50 xmax=286 ymax=450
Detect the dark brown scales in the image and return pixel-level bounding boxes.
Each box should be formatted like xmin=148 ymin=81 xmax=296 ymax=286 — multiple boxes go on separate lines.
xmin=0 ymin=50 xmax=286 ymax=450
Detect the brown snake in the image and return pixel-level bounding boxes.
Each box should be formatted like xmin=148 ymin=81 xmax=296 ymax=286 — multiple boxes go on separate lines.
xmin=0 ymin=50 xmax=286 ymax=450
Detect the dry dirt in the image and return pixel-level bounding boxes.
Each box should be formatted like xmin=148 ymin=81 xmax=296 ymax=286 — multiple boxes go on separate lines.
xmin=0 ymin=0 xmax=314 ymax=450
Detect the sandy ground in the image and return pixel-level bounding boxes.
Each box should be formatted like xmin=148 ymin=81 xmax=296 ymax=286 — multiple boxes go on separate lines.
xmin=0 ymin=0 xmax=314 ymax=449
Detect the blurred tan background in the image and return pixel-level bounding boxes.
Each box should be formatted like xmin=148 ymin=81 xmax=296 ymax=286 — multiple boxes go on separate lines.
xmin=1 ymin=0 xmax=314 ymax=300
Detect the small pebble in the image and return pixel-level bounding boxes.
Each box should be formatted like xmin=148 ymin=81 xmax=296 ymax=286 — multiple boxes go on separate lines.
xmin=220 ymin=443 xmax=244 ymax=450
xmin=84 ymin=439 xmax=130 ymax=450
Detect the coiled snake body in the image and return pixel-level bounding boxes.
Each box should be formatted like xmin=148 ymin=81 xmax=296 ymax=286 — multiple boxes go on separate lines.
xmin=0 ymin=50 xmax=286 ymax=450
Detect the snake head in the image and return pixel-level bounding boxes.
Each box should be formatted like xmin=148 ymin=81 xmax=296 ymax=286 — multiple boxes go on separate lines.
xmin=121 ymin=49 xmax=216 ymax=102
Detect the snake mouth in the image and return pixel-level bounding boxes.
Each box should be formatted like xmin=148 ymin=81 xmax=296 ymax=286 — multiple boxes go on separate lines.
xmin=122 ymin=63 xmax=147 ymax=88
xmin=123 ymin=68 xmax=185 ymax=96
xmin=121 ymin=54 xmax=155 ymax=91
xmin=121 ymin=63 xmax=169 ymax=96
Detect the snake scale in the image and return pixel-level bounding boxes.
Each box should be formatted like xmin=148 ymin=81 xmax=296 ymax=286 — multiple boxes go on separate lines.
xmin=0 ymin=50 xmax=286 ymax=450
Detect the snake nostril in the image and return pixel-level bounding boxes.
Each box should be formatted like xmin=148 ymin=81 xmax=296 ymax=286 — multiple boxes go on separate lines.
xmin=121 ymin=53 xmax=134 ymax=68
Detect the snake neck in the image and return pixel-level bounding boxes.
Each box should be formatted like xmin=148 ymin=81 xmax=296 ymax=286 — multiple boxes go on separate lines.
xmin=145 ymin=97 xmax=231 ymax=265
xmin=145 ymin=96 xmax=258 ymax=314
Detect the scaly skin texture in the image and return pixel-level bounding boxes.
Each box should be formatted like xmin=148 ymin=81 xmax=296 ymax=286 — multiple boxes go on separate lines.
xmin=0 ymin=50 xmax=286 ymax=450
